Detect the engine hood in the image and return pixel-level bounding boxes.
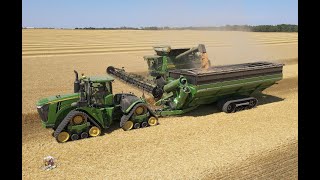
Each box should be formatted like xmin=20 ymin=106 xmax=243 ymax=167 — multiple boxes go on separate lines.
xmin=36 ymin=93 xmax=79 ymax=106
xmin=119 ymin=94 xmax=145 ymax=113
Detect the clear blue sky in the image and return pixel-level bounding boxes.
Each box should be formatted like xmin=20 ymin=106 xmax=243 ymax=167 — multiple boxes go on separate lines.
xmin=22 ymin=0 xmax=298 ymax=28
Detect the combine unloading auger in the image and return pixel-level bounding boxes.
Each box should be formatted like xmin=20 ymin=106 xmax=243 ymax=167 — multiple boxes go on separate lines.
xmin=106 ymin=66 xmax=158 ymax=96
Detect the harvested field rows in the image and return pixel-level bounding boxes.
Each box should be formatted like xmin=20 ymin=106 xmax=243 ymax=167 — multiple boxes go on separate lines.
xmin=22 ymin=30 xmax=297 ymax=179
xmin=23 ymin=30 xmax=297 ymax=58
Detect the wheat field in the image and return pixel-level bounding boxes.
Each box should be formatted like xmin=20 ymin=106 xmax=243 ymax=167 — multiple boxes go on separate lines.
xmin=22 ymin=29 xmax=297 ymax=179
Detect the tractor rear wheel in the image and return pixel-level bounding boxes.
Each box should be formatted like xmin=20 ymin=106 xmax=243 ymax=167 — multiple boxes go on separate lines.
xmin=56 ymin=131 xmax=70 ymax=143
xmin=134 ymin=106 xmax=146 ymax=115
xmin=89 ymin=126 xmax=101 ymax=137
xmin=122 ymin=120 xmax=134 ymax=131
xmin=148 ymin=116 xmax=158 ymax=126
xmin=72 ymin=114 xmax=86 ymax=125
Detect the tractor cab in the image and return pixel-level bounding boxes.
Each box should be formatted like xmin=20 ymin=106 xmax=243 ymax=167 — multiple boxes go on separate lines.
xmin=75 ymin=73 xmax=115 ymax=108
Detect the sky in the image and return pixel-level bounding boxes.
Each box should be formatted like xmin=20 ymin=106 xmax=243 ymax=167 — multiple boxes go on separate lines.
xmin=22 ymin=0 xmax=298 ymax=28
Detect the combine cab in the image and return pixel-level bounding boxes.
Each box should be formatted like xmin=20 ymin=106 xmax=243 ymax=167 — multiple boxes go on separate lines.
xmin=36 ymin=71 xmax=158 ymax=143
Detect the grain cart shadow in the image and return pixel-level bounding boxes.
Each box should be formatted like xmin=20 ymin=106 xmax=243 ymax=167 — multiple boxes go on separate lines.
xmin=184 ymin=93 xmax=284 ymax=117
xmin=100 ymin=94 xmax=284 ymax=134
xmin=254 ymin=93 xmax=284 ymax=106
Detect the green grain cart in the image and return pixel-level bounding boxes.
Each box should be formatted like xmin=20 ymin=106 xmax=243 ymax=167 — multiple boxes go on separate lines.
xmin=36 ymin=71 xmax=158 ymax=143
xmin=152 ymin=61 xmax=284 ymax=116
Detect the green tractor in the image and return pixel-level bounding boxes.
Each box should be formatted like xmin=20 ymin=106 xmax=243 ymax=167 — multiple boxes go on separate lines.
xmin=36 ymin=71 xmax=158 ymax=143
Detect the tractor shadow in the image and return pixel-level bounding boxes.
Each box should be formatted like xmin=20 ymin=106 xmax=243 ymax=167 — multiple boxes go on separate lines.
xmin=101 ymin=121 xmax=152 ymax=135
xmin=102 ymin=123 xmax=123 ymax=135
xmin=183 ymin=93 xmax=284 ymax=117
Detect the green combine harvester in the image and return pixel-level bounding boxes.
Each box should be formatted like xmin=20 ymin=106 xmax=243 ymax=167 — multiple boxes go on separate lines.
xmin=107 ymin=44 xmax=208 ymax=98
xmin=106 ymin=45 xmax=284 ymax=116
xmin=36 ymin=71 xmax=158 ymax=143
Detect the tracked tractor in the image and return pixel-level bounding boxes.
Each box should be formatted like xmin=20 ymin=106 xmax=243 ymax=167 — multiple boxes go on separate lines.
xmin=36 ymin=71 xmax=158 ymax=143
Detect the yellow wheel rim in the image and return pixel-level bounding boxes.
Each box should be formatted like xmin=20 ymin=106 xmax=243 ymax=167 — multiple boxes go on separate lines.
xmin=135 ymin=106 xmax=144 ymax=115
xmin=148 ymin=117 xmax=157 ymax=126
xmin=73 ymin=115 xmax=84 ymax=125
xmin=122 ymin=121 xmax=133 ymax=131
xmin=57 ymin=132 xmax=70 ymax=143
xmin=89 ymin=126 xmax=101 ymax=137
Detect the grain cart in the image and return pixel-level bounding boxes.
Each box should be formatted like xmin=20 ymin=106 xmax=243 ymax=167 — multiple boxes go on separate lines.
xmin=36 ymin=71 xmax=158 ymax=143
xmin=152 ymin=61 xmax=284 ymax=116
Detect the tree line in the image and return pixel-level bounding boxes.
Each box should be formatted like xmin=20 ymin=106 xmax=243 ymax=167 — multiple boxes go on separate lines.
xmin=24 ymin=24 xmax=298 ymax=32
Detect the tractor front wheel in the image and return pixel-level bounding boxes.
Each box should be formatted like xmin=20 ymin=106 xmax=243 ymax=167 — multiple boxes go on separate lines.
xmin=56 ymin=131 xmax=70 ymax=143
xmin=122 ymin=120 xmax=134 ymax=131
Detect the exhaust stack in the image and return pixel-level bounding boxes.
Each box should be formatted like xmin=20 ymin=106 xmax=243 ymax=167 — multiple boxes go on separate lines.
xmin=74 ymin=70 xmax=80 ymax=93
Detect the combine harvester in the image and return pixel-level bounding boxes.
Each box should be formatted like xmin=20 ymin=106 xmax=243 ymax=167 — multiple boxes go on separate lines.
xmin=107 ymin=45 xmax=284 ymax=116
xmin=107 ymin=44 xmax=209 ymax=98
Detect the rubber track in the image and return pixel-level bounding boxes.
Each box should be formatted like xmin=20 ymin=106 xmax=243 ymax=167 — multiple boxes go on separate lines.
xmin=53 ymin=110 xmax=84 ymax=138
xmin=86 ymin=115 xmax=103 ymax=129
xmin=222 ymin=97 xmax=258 ymax=113
xmin=120 ymin=103 xmax=157 ymax=127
